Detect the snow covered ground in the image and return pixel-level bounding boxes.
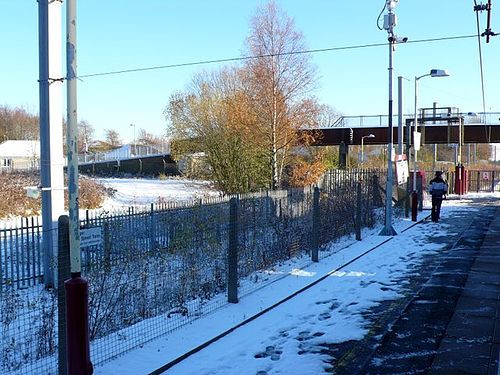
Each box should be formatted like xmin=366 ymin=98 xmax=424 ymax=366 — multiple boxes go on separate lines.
xmin=97 ymin=177 xmax=221 ymax=209
xmin=93 ymin=192 xmax=499 ymax=375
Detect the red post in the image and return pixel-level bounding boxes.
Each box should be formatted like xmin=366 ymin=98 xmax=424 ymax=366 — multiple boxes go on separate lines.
xmin=461 ymin=165 xmax=468 ymax=194
xmin=65 ymin=276 xmax=93 ymax=375
xmin=454 ymin=164 xmax=463 ymax=195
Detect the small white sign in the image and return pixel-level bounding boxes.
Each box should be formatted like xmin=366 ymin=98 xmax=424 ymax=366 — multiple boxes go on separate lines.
xmin=413 ymin=131 xmax=421 ymax=151
xmin=25 ymin=186 xmax=40 ymax=199
xmin=395 ymin=155 xmax=409 ymax=186
xmin=80 ymin=227 xmax=102 ymax=248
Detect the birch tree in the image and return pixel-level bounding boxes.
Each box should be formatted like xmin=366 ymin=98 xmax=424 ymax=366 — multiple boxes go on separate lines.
xmin=244 ymin=0 xmax=319 ymax=189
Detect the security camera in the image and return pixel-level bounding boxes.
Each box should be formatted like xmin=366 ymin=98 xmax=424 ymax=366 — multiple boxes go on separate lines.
xmin=388 ymin=35 xmax=408 ymax=43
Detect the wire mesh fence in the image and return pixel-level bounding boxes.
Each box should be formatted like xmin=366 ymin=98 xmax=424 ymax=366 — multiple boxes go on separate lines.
xmin=0 ymin=226 xmax=59 ymax=375
xmin=1 ymin=168 xmax=403 ymax=374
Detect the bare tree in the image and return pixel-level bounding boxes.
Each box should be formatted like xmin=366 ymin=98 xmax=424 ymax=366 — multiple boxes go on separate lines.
xmin=104 ymin=129 xmax=122 ymax=148
xmin=77 ymin=120 xmax=95 ymax=153
xmin=0 ymin=105 xmax=39 ymax=141
xmin=316 ymin=104 xmax=342 ymax=128
xmin=244 ymin=0 xmax=319 ymax=189
xmin=137 ymin=129 xmax=162 ymax=148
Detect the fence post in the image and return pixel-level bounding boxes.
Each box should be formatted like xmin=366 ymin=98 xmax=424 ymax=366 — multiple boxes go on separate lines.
xmin=311 ymin=187 xmax=320 ymax=262
xmin=355 ymin=182 xmax=362 ymax=241
xmin=228 ymin=197 xmax=239 ymax=303
xmin=58 ymin=215 xmax=71 ymax=375
xmin=492 ymin=171 xmax=496 ymax=193
xmin=150 ymin=203 xmax=156 ymax=251
xmin=103 ymin=221 xmax=111 ymax=272
xmin=372 ymin=174 xmax=383 ymax=207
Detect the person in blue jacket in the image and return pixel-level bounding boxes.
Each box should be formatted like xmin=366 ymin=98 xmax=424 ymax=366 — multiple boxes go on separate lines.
xmin=428 ymin=171 xmax=448 ymax=222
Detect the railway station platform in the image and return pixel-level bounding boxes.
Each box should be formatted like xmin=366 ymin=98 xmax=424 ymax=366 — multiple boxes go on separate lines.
xmin=94 ymin=194 xmax=500 ymax=375
xmin=334 ymin=196 xmax=500 ymax=374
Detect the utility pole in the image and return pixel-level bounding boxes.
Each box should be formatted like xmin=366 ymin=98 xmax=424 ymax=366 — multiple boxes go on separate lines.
xmin=65 ymin=1 xmax=93 ymax=373
xmin=379 ymin=0 xmax=402 ymax=236
xmin=397 ymin=76 xmax=404 ymax=155
xmin=38 ymin=0 xmax=65 ymax=286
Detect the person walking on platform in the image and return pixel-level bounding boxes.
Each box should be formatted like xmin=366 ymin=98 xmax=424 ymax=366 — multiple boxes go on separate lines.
xmin=428 ymin=171 xmax=448 ymax=222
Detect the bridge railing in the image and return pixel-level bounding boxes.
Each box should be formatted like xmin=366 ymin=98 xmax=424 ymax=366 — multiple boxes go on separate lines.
xmin=320 ymin=112 xmax=500 ymax=129
xmin=78 ymin=142 xmax=171 ymax=164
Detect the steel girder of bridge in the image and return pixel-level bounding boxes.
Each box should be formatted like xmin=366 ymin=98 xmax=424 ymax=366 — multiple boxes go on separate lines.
xmin=307 ymin=115 xmax=500 ymax=146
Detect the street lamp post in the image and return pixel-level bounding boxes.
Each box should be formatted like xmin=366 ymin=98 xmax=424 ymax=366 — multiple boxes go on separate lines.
xmin=361 ymin=134 xmax=375 ymax=164
xmin=130 ymin=123 xmax=136 ymax=156
xmin=411 ymin=69 xmax=449 ymax=221
xmin=379 ymin=0 xmax=404 ymax=236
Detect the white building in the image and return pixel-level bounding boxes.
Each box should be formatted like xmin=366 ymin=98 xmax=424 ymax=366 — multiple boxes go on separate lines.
xmin=0 ymin=140 xmax=40 ymax=170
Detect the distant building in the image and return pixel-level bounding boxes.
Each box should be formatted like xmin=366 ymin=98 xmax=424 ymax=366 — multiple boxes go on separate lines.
xmin=490 ymin=144 xmax=500 ymax=162
xmin=0 ymin=140 xmax=40 ymax=171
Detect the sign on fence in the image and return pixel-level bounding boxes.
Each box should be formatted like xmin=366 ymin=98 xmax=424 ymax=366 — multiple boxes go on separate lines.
xmin=80 ymin=227 xmax=102 ymax=247
xmin=395 ymin=154 xmax=409 ymax=186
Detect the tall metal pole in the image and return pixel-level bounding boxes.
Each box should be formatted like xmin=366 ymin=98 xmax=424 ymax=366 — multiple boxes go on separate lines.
xmin=66 ymin=0 xmax=81 ymax=275
xmin=432 ymin=102 xmax=437 ymax=172
xmin=397 ymin=76 xmax=403 ymax=155
xmin=65 ymin=2 xmax=93 ymax=373
xmin=458 ymin=117 xmax=462 ymax=164
xmin=39 ymin=0 xmax=65 ymax=286
xmin=412 ymin=76 xmax=420 ymax=192
xmin=361 ymin=137 xmax=365 ymax=164
xmin=380 ymin=1 xmax=397 ymax=236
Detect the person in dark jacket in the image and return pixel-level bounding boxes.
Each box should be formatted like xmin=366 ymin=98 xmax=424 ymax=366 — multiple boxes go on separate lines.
xmin=428 ymin=171 xmax=448 ymax=222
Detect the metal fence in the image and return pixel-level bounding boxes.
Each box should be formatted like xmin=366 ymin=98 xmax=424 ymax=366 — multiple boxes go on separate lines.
xmin=1 ymin=169 xmax=398 ymax=374
xmin=423 ymin=169 xmax=500 ymax=194
xmin=0 ymin=217 xmax=43 ymax=291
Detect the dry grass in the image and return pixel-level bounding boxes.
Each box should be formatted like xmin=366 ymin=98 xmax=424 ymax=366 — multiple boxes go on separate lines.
xmin=0 ymin=171 xmax=110 ymax=219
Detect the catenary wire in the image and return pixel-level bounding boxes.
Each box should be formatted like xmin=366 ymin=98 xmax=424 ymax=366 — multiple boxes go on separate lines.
xmin=77 ymin=34 xmax=477 ymax=79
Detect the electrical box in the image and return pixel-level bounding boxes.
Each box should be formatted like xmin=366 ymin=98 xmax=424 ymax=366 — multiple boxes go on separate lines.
xmin=383 ymin=13 xmax=397 ymax=30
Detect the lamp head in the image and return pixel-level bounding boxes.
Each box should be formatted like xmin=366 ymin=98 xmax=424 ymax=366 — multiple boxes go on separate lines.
xmin=430 ymin=69 xmax=450 ymax=77
xmin=368 ymin=134 xmax=375 ymax=138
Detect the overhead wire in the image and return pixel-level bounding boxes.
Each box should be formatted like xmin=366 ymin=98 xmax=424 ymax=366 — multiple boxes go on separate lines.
xmin=76 ymin=34 xmax=477 ymax=80
xmin=376 ymin=1 xmax=387 ymax=30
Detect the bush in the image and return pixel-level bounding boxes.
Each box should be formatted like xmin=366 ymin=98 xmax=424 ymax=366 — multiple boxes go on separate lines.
xmin=0 ymin=171 xmax=110 ymax=219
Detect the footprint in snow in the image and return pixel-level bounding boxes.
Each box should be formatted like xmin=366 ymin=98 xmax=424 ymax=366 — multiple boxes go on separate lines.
xmin=254 ymin=345 xmax=282 ymax=361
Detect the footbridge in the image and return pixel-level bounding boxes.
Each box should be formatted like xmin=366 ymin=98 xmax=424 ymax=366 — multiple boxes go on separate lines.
xmin=308 ymin=111 xmax=500 ymax=146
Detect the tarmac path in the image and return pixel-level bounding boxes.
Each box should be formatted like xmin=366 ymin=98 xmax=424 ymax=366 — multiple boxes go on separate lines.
xmin=328 ymin=197 xmax=500 ymax=374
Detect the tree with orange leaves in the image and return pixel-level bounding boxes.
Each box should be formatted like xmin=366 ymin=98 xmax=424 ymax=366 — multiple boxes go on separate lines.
xmin=243 ymin=0 xmax=320 ymax=189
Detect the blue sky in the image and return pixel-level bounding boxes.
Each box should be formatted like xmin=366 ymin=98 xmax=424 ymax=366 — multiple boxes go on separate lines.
xmin=1 ymin=1 xmax=498 ymax=141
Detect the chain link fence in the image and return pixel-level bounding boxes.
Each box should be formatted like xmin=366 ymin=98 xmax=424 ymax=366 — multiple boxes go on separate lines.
xmin=1 ymin=168 xmax=402 ymax=374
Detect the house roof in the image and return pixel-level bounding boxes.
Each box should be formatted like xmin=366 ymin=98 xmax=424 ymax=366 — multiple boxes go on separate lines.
xmin=0 ymin=140 xmax=40 ymax=158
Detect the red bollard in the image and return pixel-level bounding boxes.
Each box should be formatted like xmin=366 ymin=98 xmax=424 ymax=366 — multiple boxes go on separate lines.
xmin=411 ymin=191 xmax=418 ymax=221
xmin=454 ymin=164 xmax=463 ymax=195
xmin=65 ymin=276 xmax=93 ymax=375
xmin=461 ymin=165 xmax=468 ymax=194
